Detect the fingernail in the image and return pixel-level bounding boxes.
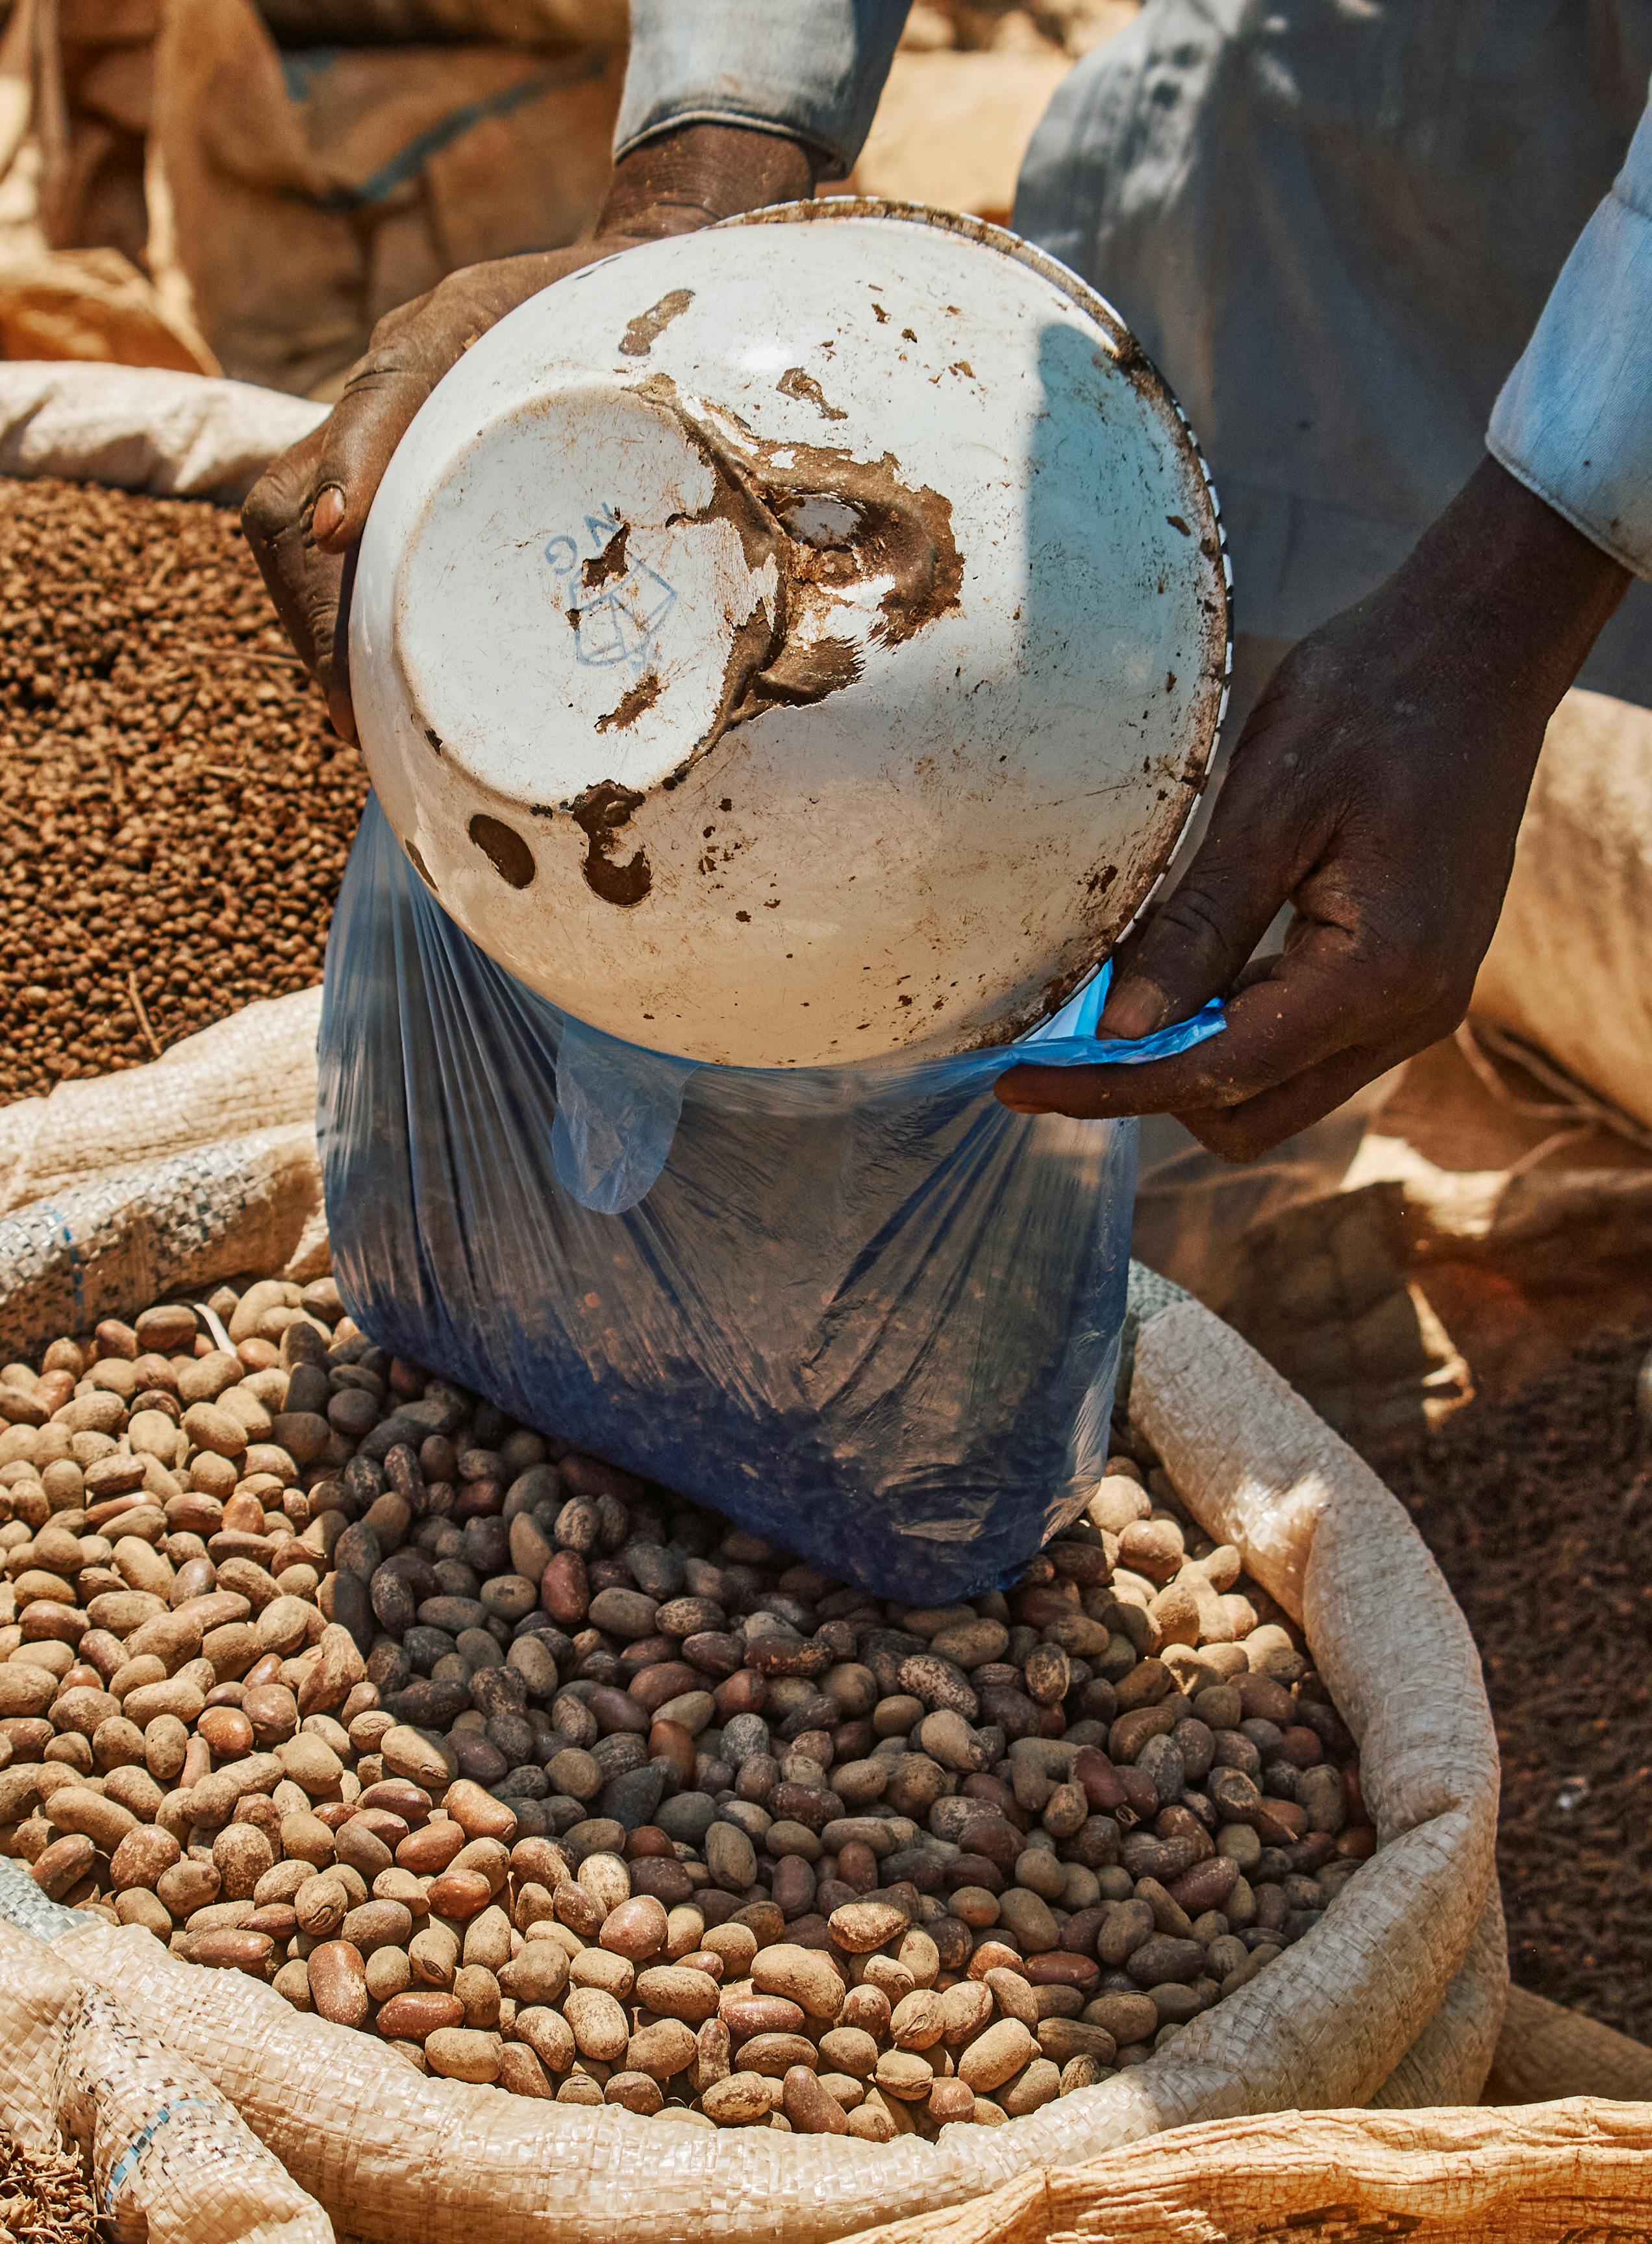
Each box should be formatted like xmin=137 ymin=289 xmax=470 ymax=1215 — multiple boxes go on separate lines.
xmin=327 ymin=688 xmax=358 ymax=745
xmin=994 ymin=1071 xmax=1040 ymax=1113
xmin=312 ymin=484 xmax=346 ymax=542
xmin=1095 ymin=979 xmax=1166 ymax=1042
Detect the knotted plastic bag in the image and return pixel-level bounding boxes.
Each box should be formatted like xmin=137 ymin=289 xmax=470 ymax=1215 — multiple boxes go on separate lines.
xmin=319 ymin=797 xmax=1219 ymax=1601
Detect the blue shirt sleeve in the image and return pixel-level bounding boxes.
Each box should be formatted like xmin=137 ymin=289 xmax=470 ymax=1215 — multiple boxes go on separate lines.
xmin=614 ymin=0 xmax=912 ymax=181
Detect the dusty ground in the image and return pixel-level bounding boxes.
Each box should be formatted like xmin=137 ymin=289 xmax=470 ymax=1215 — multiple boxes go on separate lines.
xmin=1375 ymin=1323 xmax=1652 ymax=2043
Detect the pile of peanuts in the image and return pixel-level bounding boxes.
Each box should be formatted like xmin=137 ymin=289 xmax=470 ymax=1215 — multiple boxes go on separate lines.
xmin=0 ymin=1278 xmax=1375 ymax=2136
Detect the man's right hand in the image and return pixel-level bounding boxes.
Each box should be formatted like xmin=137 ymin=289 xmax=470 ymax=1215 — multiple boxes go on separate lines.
xmin=242 ymin=123 xmax=820 ymax=743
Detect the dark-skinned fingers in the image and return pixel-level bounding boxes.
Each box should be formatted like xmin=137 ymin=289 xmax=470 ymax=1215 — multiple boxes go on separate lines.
xmin=1094 ymin=743 xmax=1329 ymax=1042
xmin=310 ymin=351 xmax=441 ymax=551
xmin=1168 ymin=1031 xmax=1425 ymax=1162
xmin=997 ymin=917 xmax=1451 ymax=1123
xmin=241 ymin=432 xmax=357 ymax=734
xmin=998 ymin=1006 xmax=1430 ymax=1140
xmin=996 ymin=964 xmax=1353 ymax=1120
xmin=251 ymin=526 xmax=347 ymax=736
xmin=241 ymin=428 xmax=322 ymax=574
xmin=321 ymin=546 xmax=358 ymax=743
xmin=242 ymin=430 xmax=333 ymax=681
xmin=240 ymin=510 xmax=320 ymax=677
xmin=241 ymin=423 xmax=323 ymax=542
xmin=1094 ymin=856 xmax=1286 ymax=1041
xmin=1147 ymin=903 xmax=1473 ymax=1104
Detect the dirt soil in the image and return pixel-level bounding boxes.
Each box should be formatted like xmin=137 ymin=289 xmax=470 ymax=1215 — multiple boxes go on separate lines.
xmin=1375 ymin=1322 xmax=1652 ymax=2045
xmin=0 ymin=477 xmax=366 ymax=1103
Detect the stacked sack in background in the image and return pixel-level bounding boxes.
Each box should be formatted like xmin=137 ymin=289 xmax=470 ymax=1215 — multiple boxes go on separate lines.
xmin=0 ymin=0 xmax=625 ymax=395
xmin=0 ymin=0 xmax=1145 ymax=399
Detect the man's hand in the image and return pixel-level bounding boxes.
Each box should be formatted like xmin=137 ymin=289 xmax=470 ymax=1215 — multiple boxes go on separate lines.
xmin=997 ymin=459 xmax=1631 ymax=1158
xmin=242 ymin=123 xmax=818 ymax=741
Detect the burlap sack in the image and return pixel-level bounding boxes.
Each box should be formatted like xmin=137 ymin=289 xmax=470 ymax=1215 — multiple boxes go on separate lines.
xmin=0 ymin=0 xmax=219 ymax=371
xmin=0 ymin=243 xmax=214 ymax=370
xmin=1153 ymin=1023 xmax=1652 ymax=1451
xmin=148 ymin=0 xmax=621 ymax=396
xmin=1475 ymin=686 xmax=1652 ymax=1136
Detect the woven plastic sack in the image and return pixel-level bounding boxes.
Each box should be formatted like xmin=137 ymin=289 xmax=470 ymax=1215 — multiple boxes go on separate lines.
xmin=319 ymin=797 xmax=1222 ymax=1605
xmin=0 ymin=1121 xmax=327 ymax=1361
xmin=1488 ymin=1986 xmax=1652 ymax=2107
xmin=0 ymin=984 xmax=325 ymax=1359
xmin=0 ymin=985 xmax=322 ymax=1214
xmin=0 ymin=1889 xmax=331 ymax=2243
xmin=0 ymin=360 xmax=325 ymax=501
xmin=0 ymin=1280 xmax=1510 ymax=2242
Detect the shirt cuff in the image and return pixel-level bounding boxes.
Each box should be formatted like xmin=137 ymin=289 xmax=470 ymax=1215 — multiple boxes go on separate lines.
xmin=614 ymin=0 xmax=910 ymax=181
xmin=1488 ymin=92 xmax=1652 ymax=579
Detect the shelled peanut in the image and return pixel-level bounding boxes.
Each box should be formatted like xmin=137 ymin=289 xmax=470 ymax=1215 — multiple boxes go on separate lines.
xmin=0 ymin=1277 xmax=1375 ymax=2133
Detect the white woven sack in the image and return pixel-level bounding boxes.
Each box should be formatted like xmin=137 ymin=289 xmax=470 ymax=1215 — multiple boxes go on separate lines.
xmin=0 ymin=986 xmax=322 ymax=1217
xmin=0 ymin=1122 xmax=327 ymax=1360
xmin=0 ymin=360 xmax=325 ymax=502
xmin=0 ymin=989 xmax=326 ymax=1357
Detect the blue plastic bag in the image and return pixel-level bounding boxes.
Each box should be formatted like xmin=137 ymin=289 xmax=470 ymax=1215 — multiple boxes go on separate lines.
xmin=319 ymin=798 xmax=1221 ymax=1603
